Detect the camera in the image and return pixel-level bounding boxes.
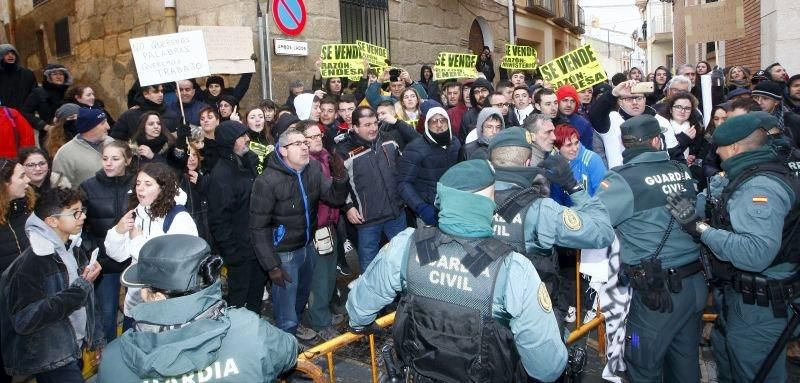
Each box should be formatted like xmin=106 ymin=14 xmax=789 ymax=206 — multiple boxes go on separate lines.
xmin=389 ymin=68 xmax=401 ymax=82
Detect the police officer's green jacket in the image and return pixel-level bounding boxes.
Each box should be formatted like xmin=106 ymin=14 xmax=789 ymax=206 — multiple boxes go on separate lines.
xmin=595 ymin=149 xmax=700 ymax=267
xmin=495 ymin=180 xmax=615 ymax=255
xmin=700 ymin=146 xmax=797 ymax=279
xmin=98 ymin=282 xmax=298 ymax=383
xmin=346 ymin=184 xmax=570 ymax=382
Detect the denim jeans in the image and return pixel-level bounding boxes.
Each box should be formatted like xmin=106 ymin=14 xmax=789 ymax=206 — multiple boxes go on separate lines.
xmin=271 ymin=243 xmax=316 ymax=335
xmin=34 ymin=360 xmax=84 ymax=383
xmin=94 ymin=272 xmax=121 ymax=341
xmin=357 ymin=210 xmax=407 ymax=272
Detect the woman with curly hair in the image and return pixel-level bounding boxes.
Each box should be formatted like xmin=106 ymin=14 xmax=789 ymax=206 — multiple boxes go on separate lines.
xmin=658 ymin=92 xmax=703 ymax=163
xmin=129 ymin=111 xmax=177 ymax=170
xmin=104 ymin=162 xmax=197 ymax=330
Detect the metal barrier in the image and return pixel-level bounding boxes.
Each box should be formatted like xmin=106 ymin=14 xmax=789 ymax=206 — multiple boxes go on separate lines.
xmin=289 ymin=311 xmax=607 ymax=383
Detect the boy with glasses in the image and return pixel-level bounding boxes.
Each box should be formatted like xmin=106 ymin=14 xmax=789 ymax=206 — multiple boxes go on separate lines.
xmin=0 ymin=187 xmax=104 ymax=383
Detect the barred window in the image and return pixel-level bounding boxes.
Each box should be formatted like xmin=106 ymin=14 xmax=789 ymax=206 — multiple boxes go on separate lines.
xmin=339 ymin=0 xmax=390 ymax=49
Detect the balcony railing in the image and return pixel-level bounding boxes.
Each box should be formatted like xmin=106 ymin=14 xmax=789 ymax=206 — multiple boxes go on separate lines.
xmin=526 ymin=0 xmax=557 ymax=18
xmin=649 ymin=3 xmax=673 ymax=36
xmin=570 ymin=4 xmax=586 ymax=34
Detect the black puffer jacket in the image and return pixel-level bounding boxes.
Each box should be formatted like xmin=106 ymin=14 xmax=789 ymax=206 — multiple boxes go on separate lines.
xmin=250 ymin=151 xmax=349 ymax=271
xmin=206 ymin=124 xmax=260 ymax=266
xmin=110 ymin=94 xmax=179 ymax=141
xmin=336 ymin=132 xmax=404 ymax=226
xmin=0 ymin=45 xmax=36 ymax=110
xmin=0 ymin=198 xmax=31 ymax=273
xmin=397 ymin=134 xmax=460 ymax=210
xmin=22 ymin=81 xmax=69 ymax=131
xmin=79 ymin=170 xmax=134 ymax=274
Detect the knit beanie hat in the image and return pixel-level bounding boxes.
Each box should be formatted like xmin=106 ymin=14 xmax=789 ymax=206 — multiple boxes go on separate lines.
xmin=55 ymin=103 xmax=81 ymax=121
xmin=556 ymin=84 xmax=580 ymax=103
xmin=206 ymin=75 xmax=225 ymax=88
xmin=75 ymin=108 xmax=106 ymax=134
xmin=752 ymin=80 xmax=784 ymax=101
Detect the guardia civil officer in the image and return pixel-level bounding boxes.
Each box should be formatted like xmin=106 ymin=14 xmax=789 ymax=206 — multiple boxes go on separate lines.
xmin=753 ymin=110 xmax=800 ymax=178
xmin=98 ymin=235 xmax=298 ymax=383
xmin=594 ymin=114 xmax=706 ymax=381
xmin=666 ymin=114 xmax=800 ymax=382
xmin=487 ymin=127 xmax=616 ymax=327
xmin=346 ymin=160 xmax=567 ymax=382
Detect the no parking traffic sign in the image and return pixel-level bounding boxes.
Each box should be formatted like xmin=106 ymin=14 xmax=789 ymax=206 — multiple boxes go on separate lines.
xmin=272 ymin=0 xmax=307 ymax=36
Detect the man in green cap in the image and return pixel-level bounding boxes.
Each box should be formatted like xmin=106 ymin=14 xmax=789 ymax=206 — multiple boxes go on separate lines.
xmin=347 ymin=160 xmax=568 ymax=382
xmin=487 ymin=126 xmax=615 ymax=327
xmin=593 ymin=114 xmax=705 ymax=381
xmin=98 ymin=235 xmax=298 ymax=383
xmin=666 ymin=113 xmax=800 ymax=382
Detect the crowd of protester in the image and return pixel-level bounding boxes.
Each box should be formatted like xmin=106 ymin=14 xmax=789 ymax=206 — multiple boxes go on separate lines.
xmin=0 ymin=36 xmax=799 ymax=381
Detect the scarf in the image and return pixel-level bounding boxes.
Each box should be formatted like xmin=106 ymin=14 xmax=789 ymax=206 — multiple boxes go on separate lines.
xmin=720 ymin=146 xmax=778 ymax=179
xmin=436 ymin=184 xmax=495 ymax=238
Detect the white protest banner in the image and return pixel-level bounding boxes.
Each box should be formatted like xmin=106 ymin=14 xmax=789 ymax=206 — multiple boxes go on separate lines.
xmin=130 ymin=30 xmax=211 ymax=86
xmin=178 ymin=25 xmax=255 ymax=74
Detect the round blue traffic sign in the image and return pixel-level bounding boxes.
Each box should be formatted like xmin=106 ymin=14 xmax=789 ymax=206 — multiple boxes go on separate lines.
xmin=273 ymin=0 xmax=307 ymax=36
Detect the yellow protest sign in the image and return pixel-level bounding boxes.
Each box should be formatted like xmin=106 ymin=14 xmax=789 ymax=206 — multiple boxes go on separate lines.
xmin=500 ymin=44 xmax=538 ymax=70
xmin=539 ymin=45 xmax=606 ymax=91
xmin=433 ymin=52 xmax=478 ymax=81
xmin=356 ymin=40 xmax=388 ymax=68
xmin=320 ymin=44 xmax=364 ymax=78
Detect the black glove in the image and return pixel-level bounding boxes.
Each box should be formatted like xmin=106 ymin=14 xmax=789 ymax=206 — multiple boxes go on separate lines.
xmin=329 ymin=153 xmax=347 ymax=180
xmin=349 ymin=322 xmax=384 ymax=336
xmin=176 ymin=124 xmax=191 ymax=150
xmin=539 ymin=155 xmax=581 ymax=193
xmin=268 ymin=267 xmax=293 ymax=288
xmin=666 ymin=192 xmax=701 ymax=238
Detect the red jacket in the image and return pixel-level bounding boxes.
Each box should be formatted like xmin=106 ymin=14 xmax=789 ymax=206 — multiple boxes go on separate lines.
xmin=0 ymin=107 xmax=35 ymax=159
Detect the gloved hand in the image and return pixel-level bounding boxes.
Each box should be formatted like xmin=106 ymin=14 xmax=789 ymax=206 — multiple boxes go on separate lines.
xmin=415 ymin=204 xmax=438 ymax=226
xmin=708 ymin=174 xmax=729 ymax=199
xmin=666 ymin=192 xmax=701 ymax=238
xmin=329 ymin=153 xmax=347 ymax=180
xmin=349 ymin=322 xmax=384 ymax=336
xmin=268 ymin=267 xmax=293 ymax=288
xmin=539 ymin=155 xmax=581 ymax=193
xmin=176 ymin=123 xmax=191 ymax=150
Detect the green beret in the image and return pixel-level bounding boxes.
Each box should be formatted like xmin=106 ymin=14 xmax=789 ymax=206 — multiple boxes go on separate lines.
xmin=488 ymin=127 xmax=532 ymax=153
xmin=620 ymin=115 xmax=664 ymax=142
xmin=712 ymin=114 xmax=764 ymax=146
xmin=438 ymin=160 xmax=495 ymax=192
xmin=750 ymin=111 xmax=779 ymax=130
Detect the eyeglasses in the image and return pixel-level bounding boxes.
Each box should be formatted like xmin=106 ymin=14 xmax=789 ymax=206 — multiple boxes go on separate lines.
xmin=491 ymin=102 xmax=512 ymax=108
xmin=672 ymin=105 xmax=693 ymax=112
xmin=23 ymin=161 xmax=48 ymax=170
xmin=50 ymin=207 xmax=87 ymax=220
xmin=430 ymin=118 xmax=448 ymax=125
xmin=305 ymin=134 xmax=323 ymax=141
xmin=620 ymin=96 xmax=645 ymax=102
xmin=283 ymin=141 xmax=309 ymax=149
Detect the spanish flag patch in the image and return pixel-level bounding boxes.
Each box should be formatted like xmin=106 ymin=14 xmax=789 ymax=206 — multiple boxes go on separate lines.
xmin=752 ymin=196 xmax=768 ymax=203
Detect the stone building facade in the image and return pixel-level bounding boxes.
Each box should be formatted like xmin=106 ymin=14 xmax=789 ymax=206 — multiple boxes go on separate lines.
xmin=1 ymin=0 xmax=583 ymax=117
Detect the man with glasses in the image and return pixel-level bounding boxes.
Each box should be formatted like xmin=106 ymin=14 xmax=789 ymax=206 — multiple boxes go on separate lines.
xmin=250 ymin=124 xmax=349 ymax=340
xmin=336 ymin=106 xmax=406 ymax=272
xmin=463 ymin=107 xmax=505 ymax=160
xmin=0 ymin=187 xmax=104 ymax=383
xmin=397 ymin=107 xmax=461 ymax=227
xmin=588 ymin=80 xmax=669 ymax=168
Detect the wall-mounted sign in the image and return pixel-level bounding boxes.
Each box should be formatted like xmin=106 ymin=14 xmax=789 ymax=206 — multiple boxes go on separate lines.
xmin=275 ymin=39 xmax=309 ymax=56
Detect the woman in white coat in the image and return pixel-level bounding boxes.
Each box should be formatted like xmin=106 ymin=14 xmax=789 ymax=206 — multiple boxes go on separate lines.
xmin=104 ymin=162 xmax=198 ymax=330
